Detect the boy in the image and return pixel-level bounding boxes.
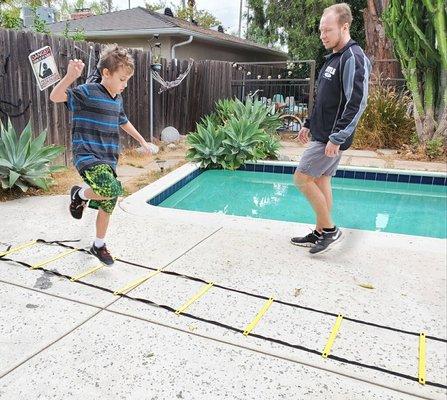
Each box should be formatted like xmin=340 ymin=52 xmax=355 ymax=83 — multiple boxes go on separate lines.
xmin=50 ymin=44 xmax=158 ymax=265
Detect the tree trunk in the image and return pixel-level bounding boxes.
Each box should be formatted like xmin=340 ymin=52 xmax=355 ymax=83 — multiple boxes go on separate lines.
xmin=363 ymin=0 xmax=400 ymax=80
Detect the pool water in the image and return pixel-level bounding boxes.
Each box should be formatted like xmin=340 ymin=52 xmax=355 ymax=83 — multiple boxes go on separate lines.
xmin=159 ymin=170 xmax=447 ymax=238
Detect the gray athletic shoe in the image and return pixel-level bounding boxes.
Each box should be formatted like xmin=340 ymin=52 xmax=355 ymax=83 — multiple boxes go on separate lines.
xmin=290 ymin=230 xmax=322 ymax=247
xmin=309 ymin=228 xmax=343 ymax=254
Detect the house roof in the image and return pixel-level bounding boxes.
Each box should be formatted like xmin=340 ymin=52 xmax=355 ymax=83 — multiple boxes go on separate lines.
xmin=49 ymin=7 xmax=287 ymax=58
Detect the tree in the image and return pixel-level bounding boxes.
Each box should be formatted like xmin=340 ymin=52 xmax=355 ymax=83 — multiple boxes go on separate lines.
xmin=176 ymin=5 xmax=221 ymax=28
xmin=145 ymin=0 xmax=221 ymax=29
xmin=345 ymin=0 xmax=366 ymax=50
xmin=0 ymin=0 xmax=55 ymax=31
xmin=101 ymin=0 xmax=112 ymax=12
xmin=62 ymin=20 xmax=85 ymax=40
xmin=0 ymin=6 xmax=22 ymax=28
xmin=32 ymin=6 xmax=50 ymax=33
xmin=383 ymin=0 xmax=447 ymax=142
xmin=247 ymin=0 xmax=334 ymax=67
xmin=363 ymin=0 xmax=400 ymax=80
xmin=0 ymin=0 xmax=20 ymax=28
xmin=89 ymin=0 xmax=114 ymax=14
xmin=247 ymin=0 xmax=367 ymax=66
xmin=145 ymin=0 xmax=165 ymax=12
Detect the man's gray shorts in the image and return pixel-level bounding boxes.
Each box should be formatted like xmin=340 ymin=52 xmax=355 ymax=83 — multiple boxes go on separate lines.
xmin=295 ymin=141 xmax=343 ymax=177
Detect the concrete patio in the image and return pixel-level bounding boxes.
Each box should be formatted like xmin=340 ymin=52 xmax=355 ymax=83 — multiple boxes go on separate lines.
xmin=0 ymin=178 xmax=446 ymax=399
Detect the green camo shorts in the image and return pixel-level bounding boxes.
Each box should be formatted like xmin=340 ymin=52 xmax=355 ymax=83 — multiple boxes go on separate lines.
xmin=81 ymin=164 xmax=123 ymax=214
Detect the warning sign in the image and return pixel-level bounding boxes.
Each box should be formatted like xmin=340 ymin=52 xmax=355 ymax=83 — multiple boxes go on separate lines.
xmin=28 ymin=46 xmax=60 ymax=91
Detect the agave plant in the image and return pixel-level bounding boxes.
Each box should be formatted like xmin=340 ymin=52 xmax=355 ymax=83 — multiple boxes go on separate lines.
xmin=187 ymin=98 xmax=282 ymax=170
xmin=216 ymin=98 xmax=281 ymax=134
xmin=221 ymin=117 xmax=268 ymax=169
xmin=215 ymin=98 xmax=240 ymax=123
xmin=186 ymin=116 xmax=226 ymax=168
xmin=0 ymin=120 xmax=66 ymax=192
xmin=255 ymin=134 xmax=281 ymax=160
xmin=245 ymin=99 xmax=282 ymax=134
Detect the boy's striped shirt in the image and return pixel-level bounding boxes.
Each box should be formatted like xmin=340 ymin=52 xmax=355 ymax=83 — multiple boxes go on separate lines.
xmin=66 ymin=83 xmax=128 ymax=174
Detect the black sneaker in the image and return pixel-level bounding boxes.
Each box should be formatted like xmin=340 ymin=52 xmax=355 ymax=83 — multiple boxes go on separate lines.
xmin=291 ymin=230 xmax=322 ymax=247
xmin=69 ymin=185 xmax=87 ymax=219
xmin=309 ymin=227 xmax=343 ymax=254
xmin=90 ymin=244 xmax=114 ymax=265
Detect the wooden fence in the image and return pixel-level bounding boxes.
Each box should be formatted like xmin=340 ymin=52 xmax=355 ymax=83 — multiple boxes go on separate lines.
xmin=0 ymin=28 xmax=233 ymax=164
xmin=0 ymin=28 xmax=406 ymax=166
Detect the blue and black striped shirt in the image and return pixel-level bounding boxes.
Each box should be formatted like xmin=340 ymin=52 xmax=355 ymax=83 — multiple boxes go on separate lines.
xmin=66 ymin=83 xmax=128 ymax=174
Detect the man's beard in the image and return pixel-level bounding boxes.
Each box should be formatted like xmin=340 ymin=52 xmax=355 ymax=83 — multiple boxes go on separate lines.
xmin=328 ymin=31 xmax=343 ymax=50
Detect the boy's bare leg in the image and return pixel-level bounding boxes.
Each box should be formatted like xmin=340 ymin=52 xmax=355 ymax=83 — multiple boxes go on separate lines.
xmin=84 ymin=187 xmax=112 ymax=201
xmin=96 ymin=208 xmax=111 ymax=239
xmin=90 ymin=208 xmax=114 ymax=265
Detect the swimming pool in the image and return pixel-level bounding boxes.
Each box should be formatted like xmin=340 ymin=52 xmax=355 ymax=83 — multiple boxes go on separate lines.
xmin=147 ymin=164 xmax=447 ymax=239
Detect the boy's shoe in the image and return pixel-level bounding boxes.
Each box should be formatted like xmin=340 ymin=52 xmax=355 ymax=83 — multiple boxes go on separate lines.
xmin=309 ymin=227 xmax=343 ymax=254
xmin=291 ymin=230 xmax=322 ymax=247
xmin=69 ymin=186 xmax=87 ymax=219
xmin=90 ymin=244 xmax=114 ymax=265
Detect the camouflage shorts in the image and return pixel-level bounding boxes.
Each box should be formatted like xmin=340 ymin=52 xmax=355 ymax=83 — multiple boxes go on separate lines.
xmin=81 ymin=164 xmax=123 ymax=214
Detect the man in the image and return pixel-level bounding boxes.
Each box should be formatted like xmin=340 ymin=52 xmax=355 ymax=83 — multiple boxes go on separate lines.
xmin=291 ymin=3 xmax=371 ymax=254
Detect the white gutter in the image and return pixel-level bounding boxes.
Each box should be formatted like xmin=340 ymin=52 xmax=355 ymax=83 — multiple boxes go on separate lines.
xmin=171 ymin=35 xmax=193 ymax=60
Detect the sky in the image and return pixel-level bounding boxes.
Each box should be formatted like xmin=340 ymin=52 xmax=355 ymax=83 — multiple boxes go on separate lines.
xmin=115 ymin=0 xmax=245 ymax=35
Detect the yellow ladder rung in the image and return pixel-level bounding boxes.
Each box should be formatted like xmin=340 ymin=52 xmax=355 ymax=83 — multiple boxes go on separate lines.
xmin=175 ymin=282 xmax=214 ymax=315
xmin=31 ymin=248 xmax=78 ymax=270
xmin=418 ymin=332 xmax=426 ymax=385
xmin=70 ymin=263 xmax=104 ymax=282
xmin=322 ymin=314 xmax=344 ymax=358
xmin=113 ymin=269 xmax=161 ymax=296
xmin=243 ymin=297 xmax=274 ymax=336
xmin=0 ymin=240 xmax=37 ymax=257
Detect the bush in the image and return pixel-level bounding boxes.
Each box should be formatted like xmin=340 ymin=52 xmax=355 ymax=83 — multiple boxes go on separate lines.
xmin=187 ymin=98 xmax=281 ymax=169
xmin=425 ymin=137 xmax=446 ymax=160
xmin=185 ymin=117 xmax=226 ymax=168
xmin=0 ymin=120 xmax=65 ymax=192
xmin=353 ymin=79 xmax=415 ymax=150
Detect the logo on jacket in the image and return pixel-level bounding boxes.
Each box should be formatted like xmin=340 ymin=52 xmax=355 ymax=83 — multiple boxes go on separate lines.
xmin=323 ymin=66 xmax=336 ymax=79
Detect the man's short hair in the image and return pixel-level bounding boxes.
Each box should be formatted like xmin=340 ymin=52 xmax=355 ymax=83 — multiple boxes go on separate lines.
xmin=97 ymin=44 xmax=134 ymax=75
xmin=323 ymin=3 xmax=353 ymax=27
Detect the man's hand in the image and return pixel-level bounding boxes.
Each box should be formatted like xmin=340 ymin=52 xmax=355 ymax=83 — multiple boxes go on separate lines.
xmin=297 ymin=127 xmax=310 ymax=144
xmin=325 ymin=141 xmax=340 ymax=157
xmin=141 ymin=141 xmax=159 ymax=155
xmin=67 ymin=59 xmax=85 ymax=80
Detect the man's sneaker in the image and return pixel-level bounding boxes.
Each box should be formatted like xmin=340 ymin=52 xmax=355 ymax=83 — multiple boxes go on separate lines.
xmin=69 ymin=186 xmax=87 ymax=219
xmin=309 ymin=227 xmax=343 ymax=254
xmin=290 ymin=230 xmax=322 ymax=247
xmin=90 ymin=244 xmax=114 ymax=265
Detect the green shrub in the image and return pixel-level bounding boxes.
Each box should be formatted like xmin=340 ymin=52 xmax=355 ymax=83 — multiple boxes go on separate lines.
xmin=353 ymin=80 xmax=415 ymax=149
xmin=220 ymin=117 xmax=268 ymax=170
xmin=0 ymin=120 xmax=65 ymax=192
xmin=257 ymin=134 xmax=281 ymax=159
xmin=425 ymin=138 xmax=445 ymax=160
xmin=187 ymin=98 xmax=281 ymax=169
xmin=215 ymin=98 xmax=280 ymax=134
xmin=186 ymin=117 xmax=226 ymax=168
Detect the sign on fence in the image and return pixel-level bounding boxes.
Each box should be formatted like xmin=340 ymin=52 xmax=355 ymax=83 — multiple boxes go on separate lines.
xmin=28 ymin=46 xmax=60 ymax=91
